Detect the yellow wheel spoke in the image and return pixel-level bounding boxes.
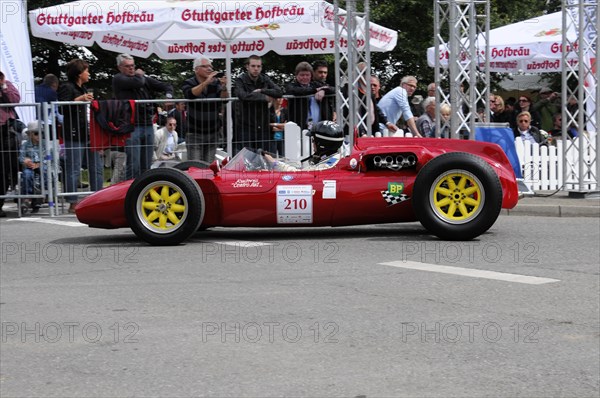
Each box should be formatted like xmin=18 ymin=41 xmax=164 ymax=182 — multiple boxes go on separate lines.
xmin=159 ymin=213 xmax=168 ymax=228
xmin=447 ymin=202 xmax=457 ymax=217
xmin=464 ymin=197 xmax=480 ymax=207
xmin=464 ymin=186 xmax=479 ymax=196
xmin=142 ymin=201 xmax=158 ymax=211
xmin=148 ymin=189 xmax=161 ymax=202
xmin=170 ymin=203 xmax=185 ymax=213
xmin=168 ymin=192 xmax=182 ymax=203
xmin=457 ymin=176 xmax=468 ymax=190
xmin=446 ymin=176 xmax=457 ymax=190
xmin=161 ymin=185 xmax=170 ymax=201
xmin=458 ymin=203 xmax=469 ymax=217
xmin=146 ymin=210 xmax=160 ymax=222
xmin=435 ymin=186 xmax=452 ymax=196
xmin=167 ymin=210 xmax=181 ymax=225
xmin=436 ymin=197 xmax=452 ymax=207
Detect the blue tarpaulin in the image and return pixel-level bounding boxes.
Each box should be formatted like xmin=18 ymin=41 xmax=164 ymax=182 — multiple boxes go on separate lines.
xmin=475 ymin=123 xmax=522 ymax=179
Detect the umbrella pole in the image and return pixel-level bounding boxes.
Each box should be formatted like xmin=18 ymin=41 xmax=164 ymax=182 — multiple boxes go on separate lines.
xmin=225 ymin=46 xmax=233 ymax=156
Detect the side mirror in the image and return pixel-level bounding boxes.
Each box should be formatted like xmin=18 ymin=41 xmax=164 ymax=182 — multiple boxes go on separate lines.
xmin=209 ymin=159 xmax=221 ymax=176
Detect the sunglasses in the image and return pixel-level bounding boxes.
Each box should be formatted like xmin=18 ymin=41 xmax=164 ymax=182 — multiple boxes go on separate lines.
xmin=32 ymin=132 xmax=39 ymax=135
xmin=518 ymin=119 xmax=530 ymax=123
xmin=519 ymin=99 xmax=529 ymax=103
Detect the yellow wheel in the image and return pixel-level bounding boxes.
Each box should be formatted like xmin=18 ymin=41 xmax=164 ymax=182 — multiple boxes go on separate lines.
xmin=137 ymin=181 xmax=189 ymax=234
xmin=430 ymin=170 xmax=484 ymax=224
xmin=125 ymin=168 xmax=204 ymax=245
xmin=413 ymin=152 xmax=502 ymax=240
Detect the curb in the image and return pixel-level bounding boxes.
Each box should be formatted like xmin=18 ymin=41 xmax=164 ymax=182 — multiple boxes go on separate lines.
xmin=502 ymin=204 xmax=600 ymax=217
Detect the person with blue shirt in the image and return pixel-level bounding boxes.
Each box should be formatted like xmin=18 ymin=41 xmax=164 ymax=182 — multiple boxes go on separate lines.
xmin=377 ymin=76 xmax=422 ymax=137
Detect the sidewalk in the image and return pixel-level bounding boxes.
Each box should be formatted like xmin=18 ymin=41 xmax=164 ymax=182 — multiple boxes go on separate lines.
xmin=504 ymin=190 xmax=600 ymax=218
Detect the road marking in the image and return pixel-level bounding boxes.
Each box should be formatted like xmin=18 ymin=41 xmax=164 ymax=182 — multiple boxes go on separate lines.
xmin=6 ymin=217 xmax=86 ymax=228
xmin=209 ymin=240 xmax=272 ymax=247
xmin=380 ymin=261 xmax=560 ymax=285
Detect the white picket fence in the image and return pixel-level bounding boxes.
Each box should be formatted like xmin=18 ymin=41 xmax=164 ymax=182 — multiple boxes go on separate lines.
xmin=514 ymin=136 xmax=598 ymax=191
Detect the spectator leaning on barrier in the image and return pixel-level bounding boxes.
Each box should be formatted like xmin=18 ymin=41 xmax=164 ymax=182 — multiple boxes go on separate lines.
xmin=233 ymin=55 xmax=283 ymax=154
xmin=377 ymin=76 xmax=421 ymax=137
xmin=58 ymin=59 xmax=104 ymax=214
xmin=286 ymin=61 xmax=334 ymax=131
xmin=182 ymin=56 xmax=228 ymax=163
xmin=311 ymin=59 xmax=336 ymax=122
xmin=0 ymin=70 xmax=21 ymax=217
xmin=112 ymin=53 xmax=174 ymax=179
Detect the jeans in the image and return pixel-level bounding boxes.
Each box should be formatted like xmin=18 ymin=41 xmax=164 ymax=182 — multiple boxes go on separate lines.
xmin=126 ymin=125 xmax=154 ymax=180
xmin=186 ymin=132 xmax=218 ymax=163
xmin=64 ymin=141 xmax=103 ymax=204
xmin=21 ymin=168 xmax=41 ymax=195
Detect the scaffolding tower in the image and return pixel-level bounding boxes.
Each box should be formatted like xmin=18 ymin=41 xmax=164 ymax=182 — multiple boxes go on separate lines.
xmin=562 ymin=0 xmax=599 ymax=193
xmin=333 ymin=0 xmax=372 ymax=144
xmin=433 ymin=0 xmax=490 ymax=140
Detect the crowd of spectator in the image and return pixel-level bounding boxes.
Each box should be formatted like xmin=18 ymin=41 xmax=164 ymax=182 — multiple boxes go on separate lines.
xmin=0 ymin=55 xmax=582 ymax=216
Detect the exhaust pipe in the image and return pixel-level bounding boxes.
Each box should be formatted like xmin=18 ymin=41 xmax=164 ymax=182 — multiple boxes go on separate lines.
xmin=373 ymin=156 xmax=383 ymax=167
xmin=406 ymin=154 xmax=416 ymax=166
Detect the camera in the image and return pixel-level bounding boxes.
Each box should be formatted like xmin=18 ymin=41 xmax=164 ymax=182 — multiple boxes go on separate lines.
xmin=215 ymin=72 xmax=225 ymax=78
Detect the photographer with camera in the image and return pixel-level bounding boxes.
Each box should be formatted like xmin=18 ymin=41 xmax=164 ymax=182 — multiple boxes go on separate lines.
xmin=182 ymin=55 xmax=228 ymax=163
xmin=533 ymin=87 xmax=560 ymax=132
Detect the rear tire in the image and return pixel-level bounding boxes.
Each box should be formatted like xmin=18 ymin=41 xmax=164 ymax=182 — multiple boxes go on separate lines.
xmin=125 ymin=168 xmax=204 ymax=245
xmin=413 ymin=152 xmax=503 ymax=240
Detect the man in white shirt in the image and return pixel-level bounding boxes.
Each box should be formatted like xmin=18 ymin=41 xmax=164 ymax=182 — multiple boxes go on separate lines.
xmin=154 ymin=117 xmax=180 ymax=161
xmin=377 ymin=76 xmax=422 ymax=137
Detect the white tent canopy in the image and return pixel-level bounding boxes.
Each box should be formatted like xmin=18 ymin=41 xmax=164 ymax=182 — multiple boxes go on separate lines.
xmin=427 ymin=12 xmax=578 ymax=73
xmin=29 ymin=0 xmax=397 ymax=59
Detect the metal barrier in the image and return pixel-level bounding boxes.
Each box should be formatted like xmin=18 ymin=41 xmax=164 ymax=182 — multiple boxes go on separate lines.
xmin=2 ymin=93 xmax=395 ymax=218
xmin=0 ymin=102 xmax=48 ymax=217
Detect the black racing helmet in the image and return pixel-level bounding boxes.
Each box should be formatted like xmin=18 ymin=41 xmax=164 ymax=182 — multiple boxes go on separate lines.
xmin=308 ymin=121 xmax=344 ymax=157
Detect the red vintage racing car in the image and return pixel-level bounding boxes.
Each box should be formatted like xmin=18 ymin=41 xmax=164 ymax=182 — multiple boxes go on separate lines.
xmin=75 ymin=137 xmax=519 ymax=245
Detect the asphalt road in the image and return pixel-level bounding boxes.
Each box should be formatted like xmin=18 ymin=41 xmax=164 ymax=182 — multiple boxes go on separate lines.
xmin=1 ymin=215 xmax=599 ymax=397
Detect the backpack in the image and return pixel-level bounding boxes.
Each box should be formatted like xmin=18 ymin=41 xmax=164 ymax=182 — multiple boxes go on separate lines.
xmin=92 ymin=100 xmax=135 ymax=136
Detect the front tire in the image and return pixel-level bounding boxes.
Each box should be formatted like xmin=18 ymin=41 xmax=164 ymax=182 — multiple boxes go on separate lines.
xmin=125 ymin=168 xmax=204 ymax=245
xmin=413 ymin=152 xmax=503 ymax=240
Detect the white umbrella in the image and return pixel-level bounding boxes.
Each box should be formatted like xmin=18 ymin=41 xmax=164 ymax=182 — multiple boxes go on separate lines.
xmin=426 ymin=12 xmax=578 ymax=73
xmin=29 ymin=0 xmax=397 ymax=59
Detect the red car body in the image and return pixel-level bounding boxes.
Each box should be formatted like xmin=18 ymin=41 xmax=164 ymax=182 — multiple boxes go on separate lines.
xmin=76 ymin=137 xmax=519 ymax=234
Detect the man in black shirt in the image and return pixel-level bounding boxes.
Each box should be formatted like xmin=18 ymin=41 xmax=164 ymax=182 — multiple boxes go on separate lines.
xmin=112 ymin=53 xmax=173 ymax=179
xmin=233 ymin=55 xmax=282 ymax=154
xmin=182 ymin=56 xmax=228 ymax=163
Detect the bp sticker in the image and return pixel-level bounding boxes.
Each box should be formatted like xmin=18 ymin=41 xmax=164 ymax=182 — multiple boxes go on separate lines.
xmin=388 ymin=182 xmax=404 ymax=196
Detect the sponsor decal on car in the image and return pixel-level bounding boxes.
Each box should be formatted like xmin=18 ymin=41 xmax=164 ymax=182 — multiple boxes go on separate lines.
xmin=382 ymin=182 xmax=409 ymax=206
xmin=282 ymin=175 xmax=294 ymax=181
xmin=232 ymin=179 xmax=262 ymax=188
xmin=276 ymin=185 xmax=313 ymax=224
xmin=388 ymin=182 xmax=404 ymax=195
